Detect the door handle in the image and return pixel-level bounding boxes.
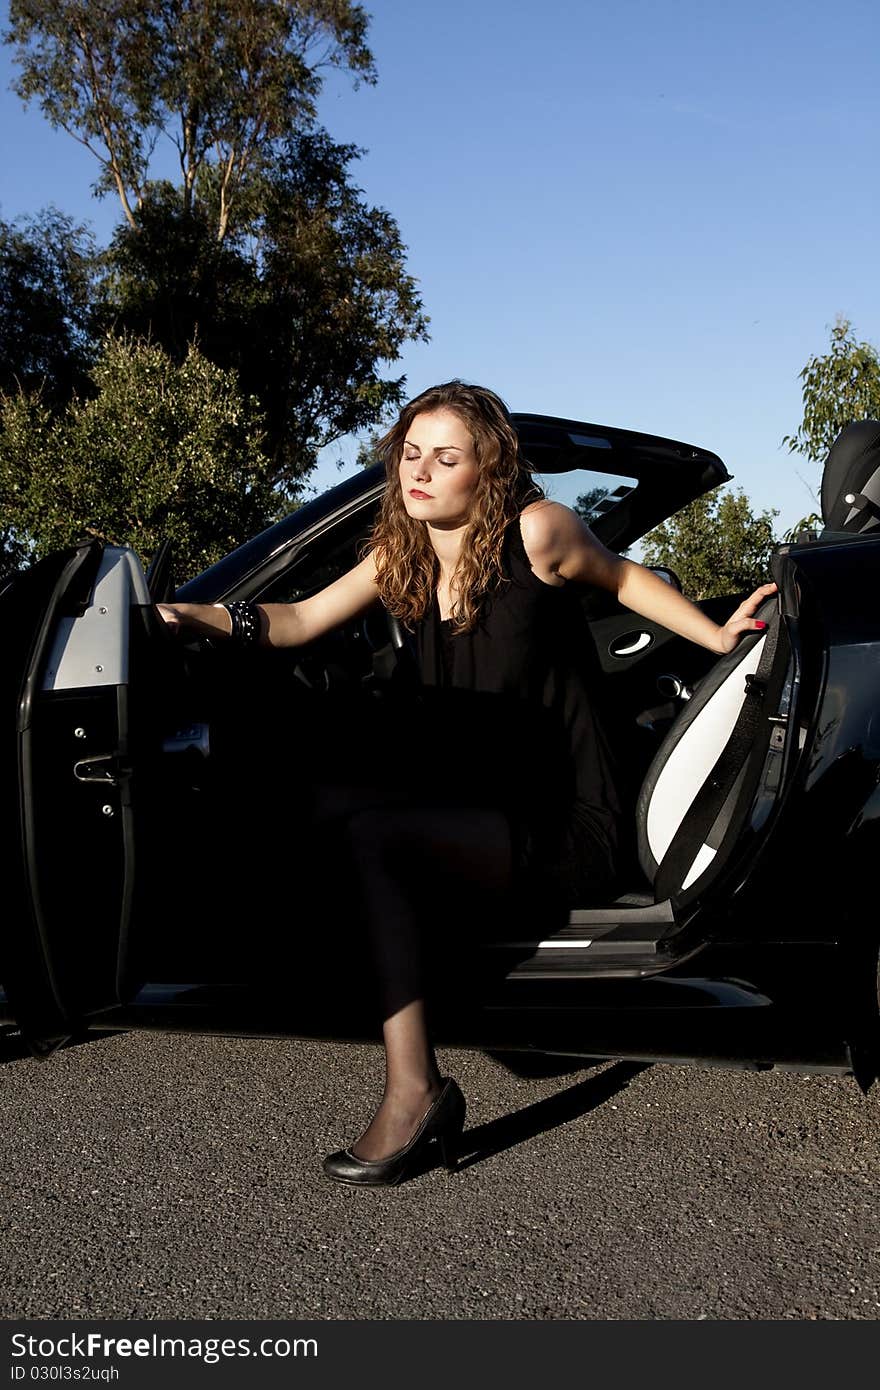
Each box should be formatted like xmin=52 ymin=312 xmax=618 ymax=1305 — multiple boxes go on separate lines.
xmin=609 ymin=631 xmax=653 ymax=658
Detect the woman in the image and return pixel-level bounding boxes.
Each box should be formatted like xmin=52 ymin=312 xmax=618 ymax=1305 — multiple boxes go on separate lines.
xmin=158 ymin=380 xmax=776 ymax=1188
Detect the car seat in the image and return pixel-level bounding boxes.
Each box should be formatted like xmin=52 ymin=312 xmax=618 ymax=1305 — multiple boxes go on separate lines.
xmin=820 ymin=419 xmax=880 ymax=535
xmin=632 ymin=597 xmax=781 ymax=905
xmin=631 ymin=417 xmax=880 ymax=907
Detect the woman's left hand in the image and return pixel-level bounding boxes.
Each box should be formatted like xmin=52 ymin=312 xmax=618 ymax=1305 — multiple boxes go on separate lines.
xmin=715 ymin=582 xmax=778 ymax=654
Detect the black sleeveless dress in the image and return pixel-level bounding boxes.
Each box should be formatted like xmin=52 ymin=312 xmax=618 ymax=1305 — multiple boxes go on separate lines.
xmin=413 ymin=516 xmax=626 ymax=906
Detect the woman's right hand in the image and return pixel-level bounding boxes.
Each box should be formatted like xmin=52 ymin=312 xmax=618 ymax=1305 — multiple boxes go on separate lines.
xmin=156 ymin=602 xmax=186 ymax=634
xmin=154 ymin=601 xmax=234 ymax=640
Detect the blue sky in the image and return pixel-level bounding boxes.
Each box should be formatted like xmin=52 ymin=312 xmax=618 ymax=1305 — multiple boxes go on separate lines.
xmin=2 ymin=0 xmax=880 ymax=537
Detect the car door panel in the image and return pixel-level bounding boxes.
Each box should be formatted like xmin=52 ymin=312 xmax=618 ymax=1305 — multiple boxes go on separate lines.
xmin=3 ymin=541 xmax=146 ymax=1046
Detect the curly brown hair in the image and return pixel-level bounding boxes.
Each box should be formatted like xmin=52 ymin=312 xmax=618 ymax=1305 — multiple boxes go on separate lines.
xmin=370 ymin=380 xmax=544 ymax=631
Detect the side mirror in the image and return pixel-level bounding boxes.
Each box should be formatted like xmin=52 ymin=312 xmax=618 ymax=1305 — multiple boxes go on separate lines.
xmin=650 ymin=565 xmax=682 ymax=592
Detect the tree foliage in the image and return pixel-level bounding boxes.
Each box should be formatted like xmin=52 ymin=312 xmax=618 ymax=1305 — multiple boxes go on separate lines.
xmin=783 ymin=316 xmax=880 ymax=464
xmin=98 ymin=132 xmax=429 ymax=483
xmin=4 ymin=2 xmax=427 ymax=508
xmin=572 ymin=483 xmax=614 ymax=523
xmin=0 ymin=334 xmax=278 ymax=583
xmin=0 ymin=208 xmax=97 ymax=401
xmin=640 ymin=488 xmax=779 ymax=600
xmin=6 ymin=0 xmax=375 ymax=239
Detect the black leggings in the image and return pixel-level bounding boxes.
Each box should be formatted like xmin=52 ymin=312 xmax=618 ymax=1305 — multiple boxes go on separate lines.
xmin=320 ymin=794 xmax=516 ymax=1022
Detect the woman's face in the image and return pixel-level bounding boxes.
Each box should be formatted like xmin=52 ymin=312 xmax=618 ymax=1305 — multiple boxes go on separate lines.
xmin=398 ymin=408 xmax=480 ymax=527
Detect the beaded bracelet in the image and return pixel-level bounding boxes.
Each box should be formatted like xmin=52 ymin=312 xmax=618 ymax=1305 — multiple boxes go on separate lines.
xmin=223 ymin=600 xmax=262 ymax=646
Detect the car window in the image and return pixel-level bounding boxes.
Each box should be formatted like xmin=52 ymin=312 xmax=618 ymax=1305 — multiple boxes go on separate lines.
xmin=536 ymin=468 xmax=638 ymax=521
xmin=254 ymin=509 xmax=377 ymax=605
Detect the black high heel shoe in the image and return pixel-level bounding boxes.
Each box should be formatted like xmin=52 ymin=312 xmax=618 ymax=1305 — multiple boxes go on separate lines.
xmin=322 ymin=1078 xmax=466 ymax=1187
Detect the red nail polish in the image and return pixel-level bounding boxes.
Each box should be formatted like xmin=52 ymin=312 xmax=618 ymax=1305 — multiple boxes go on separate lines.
xmin=755 ymin=621 xmax=767 ymax=629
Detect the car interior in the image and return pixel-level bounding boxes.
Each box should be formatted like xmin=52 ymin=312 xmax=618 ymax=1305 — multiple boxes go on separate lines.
xmin=128 ymin=477 xmax=799 ymax=993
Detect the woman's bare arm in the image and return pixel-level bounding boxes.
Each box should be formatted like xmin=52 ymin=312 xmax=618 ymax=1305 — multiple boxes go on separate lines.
xmin=157 ymin=551 xmax=381 ymax=648
xmin=519 ymin=501 xmax=776 ymax=655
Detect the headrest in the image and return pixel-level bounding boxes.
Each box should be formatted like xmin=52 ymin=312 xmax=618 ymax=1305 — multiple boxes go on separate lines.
xmin=821 ymin=419 xmax=880 ymax=533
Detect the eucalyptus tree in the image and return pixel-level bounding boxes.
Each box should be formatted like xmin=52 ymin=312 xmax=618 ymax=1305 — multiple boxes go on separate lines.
xmin=6 ymin=0 xmax=376 ymax=239
xmin=781 ymin=316 xmax=880 ymax=534
xmin=783 ymin=316 xmax=880 ymax=466
xmin=5 ymin=2 xmax=428 ymax=485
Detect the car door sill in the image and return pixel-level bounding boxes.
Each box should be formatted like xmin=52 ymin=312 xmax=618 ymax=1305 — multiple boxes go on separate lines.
xmin=482 ymin=898 xmax=703 ymax=978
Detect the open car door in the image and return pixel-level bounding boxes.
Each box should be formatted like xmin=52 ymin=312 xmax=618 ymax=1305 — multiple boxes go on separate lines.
xmin=1 ymin=539 xmax=160 ymax=1051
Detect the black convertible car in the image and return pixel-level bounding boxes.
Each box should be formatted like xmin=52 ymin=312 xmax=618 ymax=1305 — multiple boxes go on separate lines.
xmin=3 ymin=414 xmax=879 ymax=1090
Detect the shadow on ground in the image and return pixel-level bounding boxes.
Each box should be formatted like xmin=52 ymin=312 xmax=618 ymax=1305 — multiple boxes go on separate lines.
xmin=457 ymin=1060 xmax=650 ymax=1171
xmin=398 ymin=1059 xmax=649 ymax=1184
xmin=0 ymin=1029 xmax=124 ymax=1067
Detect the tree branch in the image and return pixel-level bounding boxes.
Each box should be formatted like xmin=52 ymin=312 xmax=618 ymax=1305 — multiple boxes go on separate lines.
xmin=73 ymin=21 xmax=139 ymax=228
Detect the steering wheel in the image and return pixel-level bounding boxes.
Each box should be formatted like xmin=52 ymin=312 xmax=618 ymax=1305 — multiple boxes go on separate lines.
xmin=292 ymin=605 xmax=410 ymax=693
xmin=364 ymin=605 xmax=408 ymax=655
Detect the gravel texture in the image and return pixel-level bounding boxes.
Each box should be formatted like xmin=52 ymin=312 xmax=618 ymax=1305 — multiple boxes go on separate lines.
xmin=1 ymin=1031 xmax=878 ymax=1320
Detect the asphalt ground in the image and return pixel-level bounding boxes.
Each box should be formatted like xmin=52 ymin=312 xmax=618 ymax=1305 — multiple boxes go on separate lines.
xmin=1 ymin=1030 xmax=878 ymax=1321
